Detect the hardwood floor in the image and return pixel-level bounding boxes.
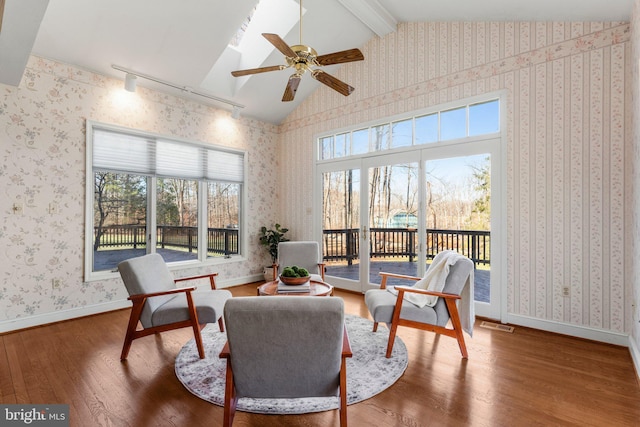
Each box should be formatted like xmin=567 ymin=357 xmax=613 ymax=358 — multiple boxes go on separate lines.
xmin=2 ymin=283 xmax=639 ymax=426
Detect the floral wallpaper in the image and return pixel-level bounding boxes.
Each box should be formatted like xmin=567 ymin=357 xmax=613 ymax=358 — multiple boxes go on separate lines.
xmin=0 ymin=57 xmax=279 ymax=328
xmin=279 ymin=22 xmax=631 ymax=335
xmin=630 ymin=1 xmax=640 ymax=363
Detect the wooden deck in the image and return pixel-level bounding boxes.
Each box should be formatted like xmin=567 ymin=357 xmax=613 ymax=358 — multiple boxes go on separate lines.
xmin=95 ymin=249 xmax=490 ymax=302
xmin=327 ymin=261 xmax=490 ymax=303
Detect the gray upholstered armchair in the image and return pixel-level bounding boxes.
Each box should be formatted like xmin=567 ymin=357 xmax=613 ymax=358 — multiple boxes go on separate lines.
xmin=117 ymin=253 xmax=232 ymax=360
xmin=274 ymin=241 xmax=326 ymax=282
xmin=219 ymin=296 xmax=352 ymax=427
xmin=365 ymin=251 xmax=474 ymax=358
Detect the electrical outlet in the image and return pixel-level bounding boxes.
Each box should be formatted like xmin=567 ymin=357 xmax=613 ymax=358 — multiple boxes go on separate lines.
xmin=12 ymin=203 xmax=23 ymax=215
xmin=562 ymin=286 xmax=570 ymax=297
xmin=52 ymin=278 xmax=62 ymax=289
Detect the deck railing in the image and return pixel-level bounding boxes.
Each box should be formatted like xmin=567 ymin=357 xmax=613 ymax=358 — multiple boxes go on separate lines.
xmin=323 ymin=227 xmax=490 ymax=266
xmin=96 ymin=225 xmax=488 ymax=265
xmin=94 ymin=225 xmax=239 ymax=256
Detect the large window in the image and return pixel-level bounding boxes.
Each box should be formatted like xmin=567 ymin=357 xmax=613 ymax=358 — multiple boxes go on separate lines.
xmin=85 ymin=122 xmax=245 ymax=280
xmin=319 ymin=99 xmax=499 ymax=160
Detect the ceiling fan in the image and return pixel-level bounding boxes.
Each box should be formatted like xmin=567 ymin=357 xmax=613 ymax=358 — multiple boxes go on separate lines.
xmin=230 ymin=0 xmax=364 ymax=102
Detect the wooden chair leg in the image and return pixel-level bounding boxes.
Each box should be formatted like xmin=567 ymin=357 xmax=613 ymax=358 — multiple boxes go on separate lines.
xmin=339 ymin=356 xmax=348 ymax=427
xmin=385 ymin=289 xmax=406 ymax=358
xmin=185 ymin=292 xmax=205 ymax=359
xmin=372 ymin=321 xmax=378 ymax=332
xmin=385 ymin=323 xmax=399 ymax=358
xmin=121 ymin=299 xmax=146 ymax=361
xmin=218 ymin=317 xmax=225 ymax=332
xmin=223 ymin=361 xmax=237 ymax=427
xmin=445 ymin=298 xmax=468 ymax=359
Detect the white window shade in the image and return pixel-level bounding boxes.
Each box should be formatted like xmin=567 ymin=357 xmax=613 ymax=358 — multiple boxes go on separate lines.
xmin=156 ymin=140 xmax=203 ymax=179
xmin=207 ymin=150 xmax=244 ymax=183
xmin=92 ymin=127 xmax=244 ymax=182
xmin=93 ymin=129 xmax=154 ymax=174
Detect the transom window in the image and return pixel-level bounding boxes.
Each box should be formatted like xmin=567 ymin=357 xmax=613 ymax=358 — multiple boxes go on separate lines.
xmin=319 ymin=99 xmax=499 ymax=160
xmin=85 ymin=122 xmax=245 ymax=280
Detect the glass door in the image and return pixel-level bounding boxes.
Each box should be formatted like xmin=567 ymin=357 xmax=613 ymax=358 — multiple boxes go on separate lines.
xmin=364 ymin=153 xmax=420 ymax=289
xmin=319 ymin=162 xmax=362 ymax=292
xmin=424 ymin=151 xmax=496 ymax=318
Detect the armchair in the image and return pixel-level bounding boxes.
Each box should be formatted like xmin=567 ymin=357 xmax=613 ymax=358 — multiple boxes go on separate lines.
xmin=365 ymin=252 xmax=474 ymax=358
xmin=117 ymin=253 xmax=231 ymax=360
xmin=274 ymin=241 xmax=325 ymax=282
xmin=219 ymin=296 xmax=351 ymax=426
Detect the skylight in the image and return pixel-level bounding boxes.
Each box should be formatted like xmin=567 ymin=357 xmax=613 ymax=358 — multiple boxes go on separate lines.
xmin=229 ymin=1 xmax=261 ymax=48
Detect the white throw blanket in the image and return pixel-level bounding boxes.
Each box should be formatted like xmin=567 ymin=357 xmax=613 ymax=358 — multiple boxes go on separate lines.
xmin=387 ymin=250 xmax=475 ymax=337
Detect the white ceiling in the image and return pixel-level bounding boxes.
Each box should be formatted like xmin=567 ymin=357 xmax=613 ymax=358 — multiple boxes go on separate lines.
xmin=0 ymin=0 xmax=633 ymax=124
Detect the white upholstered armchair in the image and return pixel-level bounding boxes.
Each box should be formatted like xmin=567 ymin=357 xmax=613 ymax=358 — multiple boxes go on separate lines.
xmin=274 ymin=241 xmax=326 ymax=282
xmin=117 ymin=253 xmax=232 ymax=360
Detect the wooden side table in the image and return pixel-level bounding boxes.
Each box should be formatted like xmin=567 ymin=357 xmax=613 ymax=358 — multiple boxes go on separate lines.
xmin=257 ymin=280 xmax=334 ymax=296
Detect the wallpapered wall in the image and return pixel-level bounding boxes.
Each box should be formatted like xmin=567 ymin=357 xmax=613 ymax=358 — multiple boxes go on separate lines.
xmin=279 ymin=21 xmax=630 ymax=335
xmin=0 ymin=57 xmax=279 ymax=326
xmin=630 ymin=2 xmax=640 ymax=359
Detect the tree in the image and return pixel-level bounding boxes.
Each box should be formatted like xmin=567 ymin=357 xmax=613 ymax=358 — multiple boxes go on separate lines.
xmin=470 ymin=157 xmax=491 ymax=230
xmin=93 ymin=172 xmax=146 ymax=251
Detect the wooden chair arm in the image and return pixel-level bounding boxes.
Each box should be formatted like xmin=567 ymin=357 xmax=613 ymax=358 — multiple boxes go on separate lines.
xmin=128 ymin=285 xmax=196 ymax=301
xmin=342 ymin=326 xmax=353 ymax=358
xmin=174 ymin=272 xmax=220 ymax=290
xmin=379 ymin=271 xmax=420 ymax=289
xmin=394 ymin=285 xmax=461 ymax=300
xmin=379 ymin=272 xmax=421 ymax=281
xmin=219 ymin=341 xmax=230 ymax=359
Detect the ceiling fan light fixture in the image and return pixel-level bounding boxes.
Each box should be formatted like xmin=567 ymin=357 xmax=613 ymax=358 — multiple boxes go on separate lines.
xmin=230 ymin=0 xmax=364 ymax=102
xmin=124 ymin=73 xmax=137 ymax=92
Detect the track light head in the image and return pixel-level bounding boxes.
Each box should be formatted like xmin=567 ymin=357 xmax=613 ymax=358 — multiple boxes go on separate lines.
xmin=231 ymin=106 xmax=241 ymax=120
xmin=124 ymin=73 xmax=137 ymax=92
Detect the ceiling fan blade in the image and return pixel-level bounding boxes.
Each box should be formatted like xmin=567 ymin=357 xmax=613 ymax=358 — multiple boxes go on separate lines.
xmin=263 ymin=33 xmax=298 ymax=58
xmin=312 ymin=70 xmax=354 ymax=96
xmin=316 ymin=48 xmax=364 ymax=66
xmin=231 ymin=65 xmax=285 ymax=77
xmin=282 ymin=74 xmax=302 ymax=102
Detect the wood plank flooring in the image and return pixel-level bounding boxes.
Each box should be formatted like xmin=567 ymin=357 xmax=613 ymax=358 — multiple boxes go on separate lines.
xmin=1 ymin=283 xmax=639 ymax=426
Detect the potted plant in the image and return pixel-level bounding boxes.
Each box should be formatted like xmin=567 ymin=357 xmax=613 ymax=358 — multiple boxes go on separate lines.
xmin=259 ymin=224 xmax=289 ymax=281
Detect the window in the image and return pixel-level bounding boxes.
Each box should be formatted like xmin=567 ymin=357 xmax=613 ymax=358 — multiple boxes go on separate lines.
xmin=318 ymin=98 xmax=500 ymax=160
xmin=85 ymin=122 xmax=245 ymax=280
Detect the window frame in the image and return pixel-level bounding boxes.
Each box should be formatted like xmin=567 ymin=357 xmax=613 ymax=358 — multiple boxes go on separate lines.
xmin=84 ymin=120 xmax=248 ymax=282
xmin=317 ymin=95 xmax=500 ymax=161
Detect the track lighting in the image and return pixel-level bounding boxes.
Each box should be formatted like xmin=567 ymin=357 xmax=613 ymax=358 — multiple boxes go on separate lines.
xmin=112 ymin=65 xmax=245 ymax=113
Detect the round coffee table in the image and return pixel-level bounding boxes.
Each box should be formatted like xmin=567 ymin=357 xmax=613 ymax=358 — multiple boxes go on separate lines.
xmin=257 ymin=280 xmax=334 ymax=296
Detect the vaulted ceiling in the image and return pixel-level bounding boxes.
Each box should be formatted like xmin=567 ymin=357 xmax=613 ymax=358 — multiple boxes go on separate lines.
xmin=0 ymin=0 xmax=632 ymax=124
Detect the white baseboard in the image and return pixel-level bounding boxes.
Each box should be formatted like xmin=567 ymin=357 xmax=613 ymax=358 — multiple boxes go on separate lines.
xmin=0 ymin=274 xmax=265 ymax=334
xmin=629 ymin=334 xmax=640 ymax=381
xmin=0 ymin=299 xmax=132 ymax=334
xmin=505 ymin=313 xmax=629 ymax=347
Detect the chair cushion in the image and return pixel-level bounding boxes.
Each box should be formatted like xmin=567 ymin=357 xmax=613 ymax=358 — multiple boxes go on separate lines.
xmin=118 ymin=253 xmax=177 ymax=327
xmin=365 ymin=289 xmax=440 ymax=326
xmin=224 ymin=296 xmax=344 ymax=399
xmin=151 ymin=289 xmax=232 ymax=327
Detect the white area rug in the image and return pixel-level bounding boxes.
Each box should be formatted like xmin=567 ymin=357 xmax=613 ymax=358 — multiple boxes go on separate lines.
xmin=175 ymin=314 xmax=408 ymax=414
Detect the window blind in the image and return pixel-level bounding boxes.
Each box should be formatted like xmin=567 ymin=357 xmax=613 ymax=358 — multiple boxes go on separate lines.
xmin=92 ymin=127 xmax=244 ymax=183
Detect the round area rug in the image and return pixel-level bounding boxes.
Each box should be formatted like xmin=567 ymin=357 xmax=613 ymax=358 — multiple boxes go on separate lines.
xmin=175 ymin=314 xmax=408 ymax=414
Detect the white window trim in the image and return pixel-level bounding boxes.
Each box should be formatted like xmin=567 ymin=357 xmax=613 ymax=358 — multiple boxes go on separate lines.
xmin=84 ymin=120 xmax=248 ymax=282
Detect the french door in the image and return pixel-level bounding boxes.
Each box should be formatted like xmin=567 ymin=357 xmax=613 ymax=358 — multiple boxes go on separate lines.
xmin=316 ymin=137 xmax=503 ymax=319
